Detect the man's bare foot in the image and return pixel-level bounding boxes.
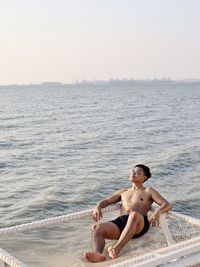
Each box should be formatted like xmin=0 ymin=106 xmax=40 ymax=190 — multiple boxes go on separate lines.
xmin=108 ymin=246 xmax=120 ymax=259
xmin=84 ymin=251 xmax=106 ymax=262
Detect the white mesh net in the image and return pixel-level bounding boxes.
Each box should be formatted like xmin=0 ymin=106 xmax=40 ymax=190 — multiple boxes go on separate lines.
xmin=0 ymin=208 xmax=200 ymax=267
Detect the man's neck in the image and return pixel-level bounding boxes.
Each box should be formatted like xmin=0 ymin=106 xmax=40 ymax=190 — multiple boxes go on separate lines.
xmin=132 ymin=183 xmax=144 ymax=191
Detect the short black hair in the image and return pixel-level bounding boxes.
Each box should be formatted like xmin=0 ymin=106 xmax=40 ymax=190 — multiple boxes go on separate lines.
xmin=134 ymin=164 xmax=151 ymax=180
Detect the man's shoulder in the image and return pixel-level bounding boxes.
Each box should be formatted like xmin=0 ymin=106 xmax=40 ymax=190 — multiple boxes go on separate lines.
xmin=117 ymin=188 xmax=128 ymax=194
xmin=144 ymin=187 xmax=157 ymax=193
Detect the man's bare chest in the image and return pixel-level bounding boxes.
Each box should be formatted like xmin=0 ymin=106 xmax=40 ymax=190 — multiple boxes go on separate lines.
xmin=121 ymin=190 xmax=151 ymax=205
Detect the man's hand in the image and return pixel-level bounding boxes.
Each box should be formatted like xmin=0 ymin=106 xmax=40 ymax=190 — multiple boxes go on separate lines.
xmin=92 ymin=207 xmax=102 ymax=222
xmin=150 ymin=188 xmax=172 ymax=226
xmin=150 ymin=211 xmax=160 ymax=227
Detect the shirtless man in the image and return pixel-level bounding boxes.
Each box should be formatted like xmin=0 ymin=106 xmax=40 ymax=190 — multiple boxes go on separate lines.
xmin=84 ymin=164 xmax=172 ymax=263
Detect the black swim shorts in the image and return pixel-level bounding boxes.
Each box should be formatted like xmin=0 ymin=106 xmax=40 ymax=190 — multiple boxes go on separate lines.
xmin=110 ymin=214 xmax=149 ymax=238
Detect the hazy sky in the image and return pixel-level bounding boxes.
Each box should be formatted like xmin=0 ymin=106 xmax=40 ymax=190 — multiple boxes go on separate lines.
xmin=0 ymin=0 xmax=200 ymax=84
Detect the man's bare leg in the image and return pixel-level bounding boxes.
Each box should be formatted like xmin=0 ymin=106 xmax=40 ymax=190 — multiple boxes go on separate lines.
xmin=84 ymin=222 xmax=120 ymax=262
xmin=108 ymin=212 xmax=144 ymax=259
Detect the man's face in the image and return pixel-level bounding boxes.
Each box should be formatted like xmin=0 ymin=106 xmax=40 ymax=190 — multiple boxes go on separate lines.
xmin=129 ymin=167 xmax=145 ymax=182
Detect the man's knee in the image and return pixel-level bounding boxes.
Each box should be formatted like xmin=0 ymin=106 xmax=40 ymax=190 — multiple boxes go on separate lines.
xmin=129 ymin=211 xmax=142 ymax=222
xmin=91 ymin=223 xmax=104 ymax=235
xmin=91 ymin=223 xmax=97 ymax=232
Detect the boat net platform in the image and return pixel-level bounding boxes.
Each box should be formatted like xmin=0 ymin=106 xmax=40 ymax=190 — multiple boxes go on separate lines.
xmin=0 ymin=205 xmax=200 ymax=267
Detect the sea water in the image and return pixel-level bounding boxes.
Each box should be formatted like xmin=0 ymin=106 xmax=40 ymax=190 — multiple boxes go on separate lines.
xmin=0 ymin=83 xmax=200 ymax=227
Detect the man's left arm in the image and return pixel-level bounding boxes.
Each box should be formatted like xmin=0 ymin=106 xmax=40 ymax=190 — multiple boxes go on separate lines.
xmin=149 ymin=188 xmax=172 ymax=226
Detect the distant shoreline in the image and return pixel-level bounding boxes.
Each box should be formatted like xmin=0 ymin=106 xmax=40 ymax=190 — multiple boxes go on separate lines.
xmin=1 ymin=79 xmax=200 ymax=88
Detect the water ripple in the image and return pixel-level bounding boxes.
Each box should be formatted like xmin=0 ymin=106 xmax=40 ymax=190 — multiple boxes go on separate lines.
xmin=0 ymin=84 xmax=200 ymax=226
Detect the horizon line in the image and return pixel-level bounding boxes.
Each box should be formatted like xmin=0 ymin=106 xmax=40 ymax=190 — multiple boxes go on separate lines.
xmin=1 ymin=78 xmax=200 ymax=87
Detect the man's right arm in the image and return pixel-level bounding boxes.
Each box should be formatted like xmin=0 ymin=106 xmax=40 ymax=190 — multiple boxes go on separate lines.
xmin=92 ymin=189 xmax=126 ymax=221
